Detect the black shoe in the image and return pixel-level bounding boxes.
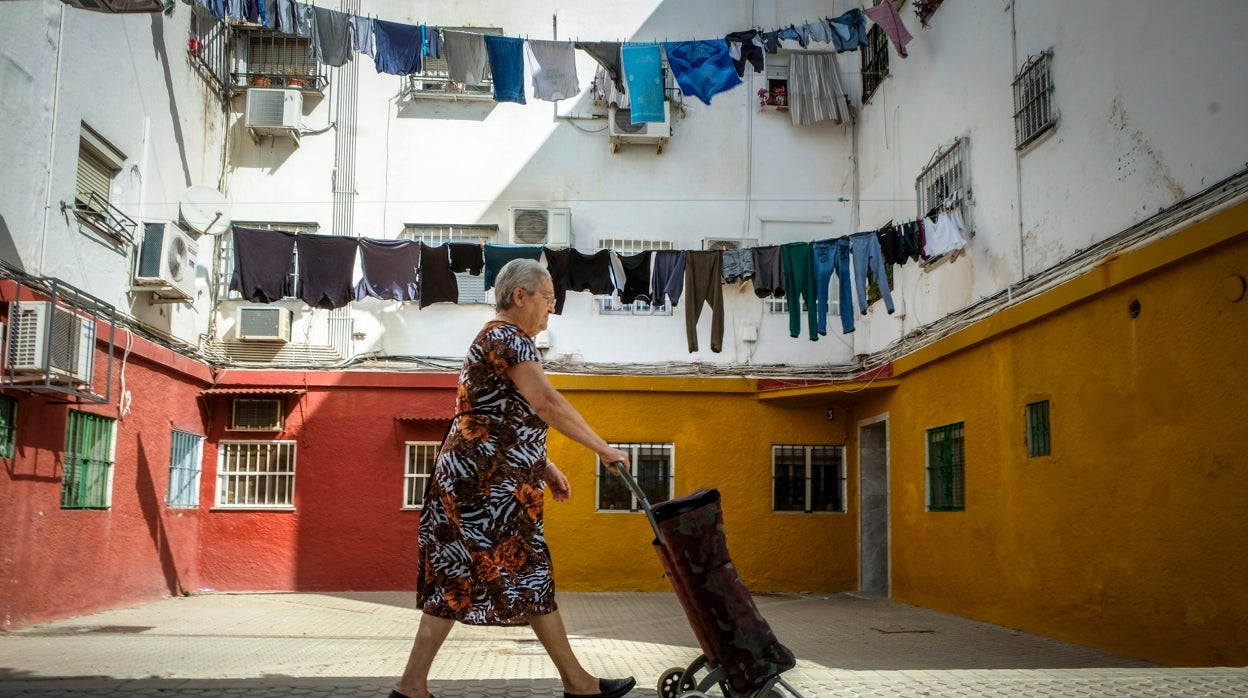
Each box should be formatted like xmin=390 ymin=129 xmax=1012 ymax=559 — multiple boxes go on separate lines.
xmin=563 ymin=676 xmax=636 ymax=698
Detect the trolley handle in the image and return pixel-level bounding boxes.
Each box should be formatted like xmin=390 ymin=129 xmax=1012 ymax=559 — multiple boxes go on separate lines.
xmin=611 ymin=461 xmax=664 ymax=542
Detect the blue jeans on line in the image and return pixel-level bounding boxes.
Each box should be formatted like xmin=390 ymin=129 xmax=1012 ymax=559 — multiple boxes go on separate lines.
xmin=851 ymin=232 xmax=895 ymax=315
xmin=813 ymin=238 xmax=855 ymax=335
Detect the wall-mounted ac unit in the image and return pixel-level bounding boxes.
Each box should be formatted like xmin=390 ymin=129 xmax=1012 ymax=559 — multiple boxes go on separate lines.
xmin=245 ymin=88 xmax=302 ymax=144
xmin=703 ymin=237 xmax=759 ymax=251
xmin=509 ymin=207 xmax=571 ymax=247
xmin=133 ymin=222 xmax=198 ymax=300
xmin=608 ymin=102 xmax=672 ymax=153
xmin=237 ymin=306 xmax=292 ymax=343
xmin=5 ymin=302 xmax=95 ymax=386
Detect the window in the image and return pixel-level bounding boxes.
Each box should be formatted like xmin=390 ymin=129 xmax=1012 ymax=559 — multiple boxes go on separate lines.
xmin=236 ymin=31 xmax=323 ymax=90
xmin=401 ymin=224 xmax=499 ymax=304
xmin=926 ymin=422 xmax=965 ymax=512
xmin=216 ymin=222 xmax=317 ymax=300
xmin=1025 ymin=401 xmax=1051 ymax=458
xmin=597 ymin=443 xmax=673 ymax=512
xmin=915 ymin=137 xmax=972 ymax=237
xmin=1013 ymin=50 xmax=1056 ymax=149
xmin=861 ymin=22 xmax=890 ymax=103
xmin=404 ymin=441 xmax=438 ymax=508
xmin=216 ymin=441 xmax=296 ymax=508
xmin=772 ymin=445 xmax=845 ymax=513
xmin=167 ymin=430 xmax=204 ymax=507
xmin=597 ymin=239 xmax=674 ymax=316
xmin=230 ymin=398 xmax=284 ymax=431
xmin=405 ymin=27 xmax=499 ymax=98
xmin=0 ymin=395 xmax=16 ymax=458
xmin=766 ymin=294 xmax=825 ymax=315
xmin=73 ymin=126 xmax=135 ymax=244
xmin=63 ymin=411 xmax=116 ymax=509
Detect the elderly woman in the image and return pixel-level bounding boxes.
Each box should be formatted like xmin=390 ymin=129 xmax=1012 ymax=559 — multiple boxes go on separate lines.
xmin=392 ymin=258 xmax=636 ymax=698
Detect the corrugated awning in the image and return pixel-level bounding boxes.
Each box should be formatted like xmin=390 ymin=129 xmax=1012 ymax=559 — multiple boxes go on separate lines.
xmin=395 ymin=410 xmax=455 ymax=422
xmin=200 ymin=387 xmax=308 ymax=396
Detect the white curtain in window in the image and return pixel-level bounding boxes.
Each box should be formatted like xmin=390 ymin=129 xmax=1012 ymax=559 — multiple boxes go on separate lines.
xmin=788 ymin=53 xmax=852 ymax=127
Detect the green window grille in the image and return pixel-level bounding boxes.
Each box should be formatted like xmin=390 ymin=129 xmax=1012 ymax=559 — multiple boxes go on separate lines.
xmin=598 ymin=443 xmax=673 ymax=512
xmin=772 ymin=445 xmax=846 ymax=513
xmin=167 ymin=430 xmax=204 ymax=507
xmin=1025 ymin=400 xmax=1051 ymax=457
xmin=0 ymin=394 xmax=16 ymax=458
xmin=404 ymin=441 xmax=439 ymax=508
xmin=926 ymin=422 xmax=965 ymax=512
xmin=63 ymin=411 xmax=115 ymax=509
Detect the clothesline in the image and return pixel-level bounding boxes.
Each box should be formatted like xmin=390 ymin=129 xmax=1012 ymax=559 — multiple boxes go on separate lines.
xmin=192 ymin=0 xmax=915 ymax=119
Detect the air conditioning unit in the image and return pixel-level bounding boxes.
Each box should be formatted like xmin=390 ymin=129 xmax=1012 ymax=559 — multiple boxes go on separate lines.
xmin=133 ymin=222 xmax=198 ymax=300
xmin=61 ymin=0 xmax=175 ymax=13
xmin=608 ymin=102 xmax=672 ymax=153
xmin=703 ymin=238 xmax=759 ymax=251
xmin=509 ymin=207 xmax=572 ymax=247
xmin=237 ymin=307 xmax=292 ymax=343
xmin=5 ymin=302 xmax=95 ymax=386
xmin=245 ymin=88 xmax=302 ymax=144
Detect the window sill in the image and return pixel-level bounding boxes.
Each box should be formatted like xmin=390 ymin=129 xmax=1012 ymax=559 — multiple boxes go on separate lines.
xmin=759 ymin=105 xmax=789 ymax=112
xmin=210 ymin=506 xmax=296 ymax=512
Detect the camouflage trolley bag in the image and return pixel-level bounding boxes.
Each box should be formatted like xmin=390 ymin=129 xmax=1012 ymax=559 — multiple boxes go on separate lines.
xmin=616 ymin=466 xmax=803 ymax=698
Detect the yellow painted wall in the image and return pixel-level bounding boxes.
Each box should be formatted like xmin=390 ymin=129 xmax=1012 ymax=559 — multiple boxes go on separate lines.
xmin=541 ymin=377 xmax=858 ymax=595
xmin=880 ymin=211 xmax=1248 ymax=665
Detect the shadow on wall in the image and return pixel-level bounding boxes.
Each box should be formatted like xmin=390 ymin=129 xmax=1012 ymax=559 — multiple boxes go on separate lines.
xmin=134 ymin=435 xmax=186 ymax=597
xmin=0 ymin=214 xmax=26 ymax=272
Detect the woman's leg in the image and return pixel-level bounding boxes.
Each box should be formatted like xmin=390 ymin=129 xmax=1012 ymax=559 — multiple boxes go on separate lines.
xmin=394 ymin=613 xmax=455 ymax=698
xmin=528 ymin=609 xmax=600 ymax=694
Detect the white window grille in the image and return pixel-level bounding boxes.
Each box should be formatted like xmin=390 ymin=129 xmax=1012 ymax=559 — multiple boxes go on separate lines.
xmin=766 ymin=293 xmax=828 ymax=315
xmin=216 ymin=440 xmax=297 ymax=508
xmin=73 ymin=125 xmax=135 ymax=244
xmin=167 ymin=429 xmax=204 ymax=507
xmin=1013 ymin=49 xmax=1056 ymax=149
xmin=402 ymin=224 xmax=498 ymax=304
xmin=772 ymin=444 xmax=845 ymax=513
xmin=405 ymin=27 xmax=500 ymax=99
xmin=216 ymin=222 xmax=318 ymax=301
xmin=229 ymin=398 xmax=284 ymax=431
xmin=404 ymin=441 xmax=439 ymax=508
xmin=597 ymin=239 xmax=674 ymax=316
xmin=916 ymin=137 xmax=972 ymax=230
xmin=597 ymin=442 xmax=674 ymax=512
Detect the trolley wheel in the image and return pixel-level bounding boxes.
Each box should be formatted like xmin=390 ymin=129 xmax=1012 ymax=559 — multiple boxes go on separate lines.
xmin=658 ymin=666 xmax=694 ymax=698
xmin=746 ymin=682 xmax=785 ymax=698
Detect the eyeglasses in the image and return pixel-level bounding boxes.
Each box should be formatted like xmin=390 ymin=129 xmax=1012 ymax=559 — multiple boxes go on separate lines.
xmin=529 ymin=289 xmax=557 ymax=308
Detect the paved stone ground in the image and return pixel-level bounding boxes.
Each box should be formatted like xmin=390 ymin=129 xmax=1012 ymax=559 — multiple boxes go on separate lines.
xmin=0 ymin=591 xmax=1244 ymax=697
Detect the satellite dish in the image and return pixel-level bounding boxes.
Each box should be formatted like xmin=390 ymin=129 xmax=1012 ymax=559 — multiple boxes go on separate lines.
xmin=179 ymin=185 xmax=232 ymax=236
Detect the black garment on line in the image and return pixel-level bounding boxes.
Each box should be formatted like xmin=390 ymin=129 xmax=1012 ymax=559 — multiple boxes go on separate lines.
xmin=724 ymin=29 xmax=765 ymax=77
xmin=355 ymin=238 xmax=420 ymax=302
xmin=448 ymin=242 xmax=484 ymax=275
xmin=230 ymin=226 xmax=296 ymax=303
xmin=419 ymin=242 xmax=458 ymax=308
xmin=575 ymin=41 xmax=624 ymax=93
xmin=750 ymin=245 xmax=785 ymax=299
xmin=684 ymin=250 xmax=724 ymax=354
xmin=297 ymin=233 xmax=359 ymax=309
xmin=617 ymin=251 xmax=652 ymax=304
xmin=876 ymin=224 xmax=904 ymax=267
xmin=565 ymin=249 xmax=615 ymax=295
xmin=543 ymin=247 xmax=571 ymax=315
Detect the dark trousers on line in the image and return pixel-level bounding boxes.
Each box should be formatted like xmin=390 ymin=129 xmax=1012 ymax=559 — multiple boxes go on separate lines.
xmin=684 ymin=251 xmax=724 ymax=353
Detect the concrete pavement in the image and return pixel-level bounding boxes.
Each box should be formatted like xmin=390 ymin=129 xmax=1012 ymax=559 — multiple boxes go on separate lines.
xmin=0 ymin=591 xmax=1244 ymax=697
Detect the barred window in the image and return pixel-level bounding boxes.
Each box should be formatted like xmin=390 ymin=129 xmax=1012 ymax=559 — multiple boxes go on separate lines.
xmin=916 ymin=137 xmax=972 ymax=239
xmin=405 ymin=27 xmax=500 ymax=98
xmin=230 ymin=399 xmax=284 ymax=432
xmin=402 ymin=224 xmax=499 ymax=304
xmin=1025 ymin=401 xmax=1051 ymax=458
xmin=167 ymin=429 xmax=204 ymax=507
xmin=73 ymin=125 xmax=135 ymax=244
xmin=926 ymin=422 xmax=965 ymax=512
xmin=0 ymin=394 xmax=16 ymax=458
xmin=772 ymin=445 xmax=845 ymax=513
xmin=861 ymin=22 xmax=889 ymax=104
xmin=1013 ymin=50 xmax=1056 ymax=150
xmin=236 ymin=31 xmax=323 ymax=90
xmin=404 ymin=441 xmax=438 ymax=508
xmin=597 ymin=443 xmax=673 ymax=512
xmin=597 ymin=239 xmax=674 ymax=316
xmin=216 ymin=222 xmax=318 ymax=301
xmin=63 ymin=411 xmax=116 ymax=509
xmin=216 ymin=441 xmax=297 ymax=508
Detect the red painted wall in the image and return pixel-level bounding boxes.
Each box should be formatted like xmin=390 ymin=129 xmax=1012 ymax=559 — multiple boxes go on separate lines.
xmin=1 ymin=323 xmax=212 ymax=630
xmin=196 ymin=371 xmax=457 ymax=593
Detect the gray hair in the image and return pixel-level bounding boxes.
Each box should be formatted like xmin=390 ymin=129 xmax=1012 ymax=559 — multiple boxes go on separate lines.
xmin=494 ymin=258 xmax=551 ymax=310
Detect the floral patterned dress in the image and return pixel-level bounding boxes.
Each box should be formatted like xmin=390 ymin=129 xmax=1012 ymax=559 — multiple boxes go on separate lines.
xmin=416 ymin=321 xmax=554 ymax=625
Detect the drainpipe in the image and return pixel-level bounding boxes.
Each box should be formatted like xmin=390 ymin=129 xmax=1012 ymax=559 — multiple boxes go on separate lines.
xmin=1010 ymin=0 xmax=1027 ymax=281
xmin=37 ymin=4 xmax=68 ymax=277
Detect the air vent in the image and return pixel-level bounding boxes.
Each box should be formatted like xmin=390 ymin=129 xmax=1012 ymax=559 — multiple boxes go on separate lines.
xmin=509 ymin=208 xmax=571 ymax=247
